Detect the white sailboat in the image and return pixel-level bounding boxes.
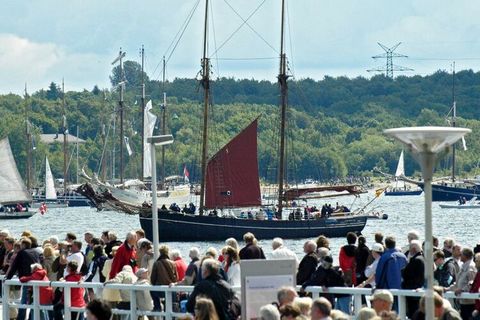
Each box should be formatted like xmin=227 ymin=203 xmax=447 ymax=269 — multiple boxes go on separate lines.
xmin=31 ymin=157 xmax=68 ymax=208
xmin=0 ymin=138 xmax=34 ymax=218
xmin=385 ymin=151 xmax=422 ymax=196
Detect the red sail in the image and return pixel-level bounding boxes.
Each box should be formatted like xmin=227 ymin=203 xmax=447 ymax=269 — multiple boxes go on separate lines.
xmin=205 ymin=119 xmax=261 ymax=208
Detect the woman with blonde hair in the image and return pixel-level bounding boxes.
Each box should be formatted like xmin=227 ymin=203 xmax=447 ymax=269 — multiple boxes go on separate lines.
xmin=194 ymin=297 xmax=219 ymax=320
xmin=223 ymin=246 xmax=241 ymax=286
xmin=42 ymin=245 xmax=57 ymax=281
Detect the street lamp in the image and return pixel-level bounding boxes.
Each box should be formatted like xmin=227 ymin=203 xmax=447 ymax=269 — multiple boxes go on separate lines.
xmin=147 ymin=134 xmax=174 ymax=260
xmin=384 ymin=126 xmax=470 ymax=320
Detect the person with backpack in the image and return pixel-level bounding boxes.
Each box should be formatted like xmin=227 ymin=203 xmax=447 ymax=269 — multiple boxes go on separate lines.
xmin=62 ymin=240 xmax=87 ymax=278
xmin=85 ymin=244 xmax=108 ymax=299
xmin=186 ymin=259 xmax=240 ymax=320
xmin=434 ymin=250 xmax=456 ymax=288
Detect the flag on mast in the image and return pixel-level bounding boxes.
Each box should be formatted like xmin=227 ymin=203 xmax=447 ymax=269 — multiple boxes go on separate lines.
xmin=124 ymin=136 xmax=132 ymax=156
xmin=184 ymin=165 xmax=190 ymax=183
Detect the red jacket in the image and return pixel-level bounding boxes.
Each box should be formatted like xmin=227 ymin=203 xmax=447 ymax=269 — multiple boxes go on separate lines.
xmin=470 ymin=271 xmax=480 ymax=311
xmin=64 ymin=273 xmax=86 ymax=307
xmin=109 ymin=242 xmax=137 ymax=279
xmin=339 ymin=245 xmax=357 ymax=286
xmin=174 ymin=257 xmax=188 ymax=281
xmin=20 ymin=269 xmax=53 ymax=305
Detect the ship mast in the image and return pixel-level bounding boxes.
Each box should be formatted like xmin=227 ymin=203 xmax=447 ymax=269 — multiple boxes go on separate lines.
xmin=112 ymin=48 xmax=126 ymax=184
xmin=277 ymin=0 xmax=289 ymax=215
xmin=140 ymin=46 xmax=146 ymax=180
xmin=451 ymin=61 xmax=456 ymax=182
xmin=62 ymin=79 xmax=68 ymax=194
xmin=199 ymin=0 xmax=210 ymax=215
xmin=161 ymin=56 xmax=167 ymax=185
xmin=24 ymin=84 xmax=32 ymax=191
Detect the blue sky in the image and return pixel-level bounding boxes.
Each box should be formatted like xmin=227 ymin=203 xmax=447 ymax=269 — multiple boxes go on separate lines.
xmin=1 ymin=0 xmax=480 ymax=94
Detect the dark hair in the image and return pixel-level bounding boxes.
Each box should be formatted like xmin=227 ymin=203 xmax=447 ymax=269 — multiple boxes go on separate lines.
xmin=433 ymin=250 xmax=445 ymax=260
xmin=28 ymin=236 xmax=39 ymax=248
xmin=462 ymin=248 xmax=474 ymax=260
xmin=5 ymin=237 xmax=15 ymax=245
xmin=346 ymin=232 xmax=357 ymax=245
xmin=385 ymin=236 xmax=396 ymax=249
xmin=66 ymin=232 xmax=77 ymax=241
xmin=72 ymin=240 xmax=83 ymax=250
xmin=86 ymin=299 xmax=112 ymax=320
xmin=102 ymin=231 xmax=109 ymax=238
xmin=93 ymin=244 xmax=105 ymax=258
xmin=91 ymin=238 xmax=101 ymax=246
xmin=375 ymin=232 xmax=384 ymax=244
xmin=358 ymin=235 xmax=366 ymax=246
xmin=67 ymin=260 xmax=78 ymax=272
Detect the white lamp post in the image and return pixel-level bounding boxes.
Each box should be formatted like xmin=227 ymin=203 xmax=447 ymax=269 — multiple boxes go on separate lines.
xmin=147 ymin=134 xmax=174 ymax=260
xmin=384 ymin=126 xmax=470 ymax=319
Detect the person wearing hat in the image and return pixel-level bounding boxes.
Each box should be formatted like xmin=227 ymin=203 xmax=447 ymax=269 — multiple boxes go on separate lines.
xmin=370 ymin=289 xmax=394 ymax=315
xmin=134 ymin=268 xmax=154 ymax=315
xmin=357 ymin=243 xmax=384 ymax=288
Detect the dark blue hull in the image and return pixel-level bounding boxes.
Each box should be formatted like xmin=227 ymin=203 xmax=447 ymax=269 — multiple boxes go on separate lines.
xmin=417 ymin=183 xmax=480 ymax=202
xmin=385 ymin=190 xmax=422 ymax=196
xmin=33 ymin=193 xmax=93 ymax=207
xmin=139 ymin=213 xmax=368 ymax=241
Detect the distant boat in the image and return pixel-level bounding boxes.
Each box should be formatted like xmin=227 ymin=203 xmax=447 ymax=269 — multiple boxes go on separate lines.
xmin=439 ymin=197 xmax=480 ymax=209
xmin=31 ymin=157 xmax=73 ymax=208
xmin=0 ymin=138 xmax=35 ymax=219
xmin=385 ymin=151 xmax=422 ymax=196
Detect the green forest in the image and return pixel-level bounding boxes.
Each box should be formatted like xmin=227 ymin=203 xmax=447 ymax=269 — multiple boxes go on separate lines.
xmin=2 ymin=61 xmax=480 ymax=186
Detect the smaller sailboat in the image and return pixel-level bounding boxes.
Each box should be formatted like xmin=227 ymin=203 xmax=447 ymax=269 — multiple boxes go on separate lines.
xmin=0 ymin=138 xmax=34 ymax=219
xmin=385 ymin=151 xmax=422 ymax=196
xmin=31 ymin=157 xmax=68 ymax=208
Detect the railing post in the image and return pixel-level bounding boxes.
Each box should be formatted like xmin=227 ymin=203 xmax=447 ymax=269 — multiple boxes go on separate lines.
xmin=3 ymin=279 xmax=9 ymax=320
xmin=64 ymin=285 xmax=72 ymax=320
xmin=165 ymin=286 xmax=173 ymax=320
xmin=398 ymin=294 xmax=407 ymax=319
xmin=32 ymin=283 xmax=41 ymax=320
xmin=353 ymin=293 xmax=362 ymax=316
xmin=130 ymin=287 xmax=137 ymax=320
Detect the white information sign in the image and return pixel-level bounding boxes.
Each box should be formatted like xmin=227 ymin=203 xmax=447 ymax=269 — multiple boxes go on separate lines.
xmin=245 ymin=274 xmax=294 ymax=320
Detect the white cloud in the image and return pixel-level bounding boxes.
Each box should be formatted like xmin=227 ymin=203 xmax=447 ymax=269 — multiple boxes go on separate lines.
xmin=0 ymin=34 xmax=111 ymax=94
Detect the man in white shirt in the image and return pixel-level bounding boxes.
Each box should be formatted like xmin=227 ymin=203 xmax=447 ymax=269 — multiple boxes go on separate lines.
xmin=63 ymin=240 xmax=84 ymax=278
xmin=270 ymin=237 xmax=299 ymax=267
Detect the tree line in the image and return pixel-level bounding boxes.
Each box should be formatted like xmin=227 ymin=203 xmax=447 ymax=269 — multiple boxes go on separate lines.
xmin=1 ymin=63 xmax=480 ymax=186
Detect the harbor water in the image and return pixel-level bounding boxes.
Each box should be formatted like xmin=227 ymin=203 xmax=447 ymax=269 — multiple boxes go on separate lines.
xmin=1 ymin=192 xmax=477 ymax=261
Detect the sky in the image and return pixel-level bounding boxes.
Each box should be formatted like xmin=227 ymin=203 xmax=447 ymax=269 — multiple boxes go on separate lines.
xmin=1 ymin=0 xmax=480 ymax=94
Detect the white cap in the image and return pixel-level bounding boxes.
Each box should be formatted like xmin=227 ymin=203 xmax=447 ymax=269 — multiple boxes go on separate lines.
xmin=372 ymin=243 xmax=384 ymax=253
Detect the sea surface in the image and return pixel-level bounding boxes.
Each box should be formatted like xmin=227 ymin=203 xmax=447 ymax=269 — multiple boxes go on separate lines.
xmin=1 ymin=191 xmax=478 ymax=261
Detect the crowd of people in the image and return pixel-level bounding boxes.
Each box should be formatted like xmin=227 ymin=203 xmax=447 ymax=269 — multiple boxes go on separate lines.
xmin=0 ymin=228 xmax=479 ymax=319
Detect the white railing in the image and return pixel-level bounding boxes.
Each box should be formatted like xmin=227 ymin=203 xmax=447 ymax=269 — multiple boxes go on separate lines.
xmin=2 ymin=278 xmax=480 ymax=319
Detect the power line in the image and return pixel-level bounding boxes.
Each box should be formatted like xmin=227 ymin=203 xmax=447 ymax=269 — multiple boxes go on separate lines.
xmin=367 ymin=42 xmax=413 ymax=78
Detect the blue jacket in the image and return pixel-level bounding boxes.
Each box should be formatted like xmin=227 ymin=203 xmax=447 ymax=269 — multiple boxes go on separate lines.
xmin=375 ymin=248 xmax=407 ymax=289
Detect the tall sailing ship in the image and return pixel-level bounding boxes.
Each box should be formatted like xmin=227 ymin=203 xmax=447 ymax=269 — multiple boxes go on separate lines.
xmin=137 ymin=0 xmax=367 ymax=241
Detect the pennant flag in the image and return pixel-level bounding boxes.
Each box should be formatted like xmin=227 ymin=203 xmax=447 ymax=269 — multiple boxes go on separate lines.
xmin=375 ymin=187 xmax=386 ymax=198
xmin=124 ymin=136 xmax=133 ymax=156
xmin=184 ymin=165 xmax=190 ymax=183
xmin=462 ymin=136 xmax=467 ymax=151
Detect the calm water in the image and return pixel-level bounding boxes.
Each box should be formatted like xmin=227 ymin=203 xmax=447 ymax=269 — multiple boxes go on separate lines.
xmin=0 ymin=192 xmax=477 ymax=261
